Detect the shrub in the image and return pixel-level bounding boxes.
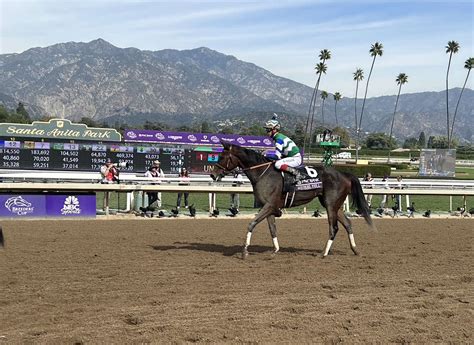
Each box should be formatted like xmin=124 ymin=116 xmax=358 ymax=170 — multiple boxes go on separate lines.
xmin=333 ymin=164 xmax=391 ymax=178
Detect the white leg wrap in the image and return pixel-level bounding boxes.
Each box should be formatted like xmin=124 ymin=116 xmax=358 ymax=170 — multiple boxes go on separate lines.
xmin=349 ymin=233 xmax=356 ymax=248
xmin=272 ymin=237 xmax=279 ymax=252
xmin=323 ymin=239 xmax=333 ymax=256
xmin=245 ymin=232 xmax=252 ymax=247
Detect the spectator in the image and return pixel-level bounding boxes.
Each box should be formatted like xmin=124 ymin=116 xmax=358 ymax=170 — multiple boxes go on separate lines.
xmin=393 ymin=175 xmax=404 ymax=212
xmin=363 ymin=172 xmax=374 ymax=207
xmin=323 ymin=128 xmax=332 ymax=142
xmin=99 ymin=158 xmax=119 ymax=211
xmin=229 ymin=169 xmax=243 ymax=214
xmin=379 ymin=175 xmax=390 ymax=208
xmin=177 ymin=167 xmax=190 ymax=209
xmin=152 ymin=160 xmax=165 ymax=207
xmin=144 ymin=160 xmax=164 ymax=209
xmin=100 ymin=158 xmax=119 ymax=184
xmin=407 ymin=202 xmax=416 ymax=218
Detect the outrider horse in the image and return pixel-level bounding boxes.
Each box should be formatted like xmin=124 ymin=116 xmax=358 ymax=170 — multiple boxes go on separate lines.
xmin=211 ymin=143 xmax=373 ymax=259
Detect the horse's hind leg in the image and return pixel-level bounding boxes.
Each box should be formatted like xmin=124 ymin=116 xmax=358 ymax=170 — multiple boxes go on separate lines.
xmin=337 ymin=209 xmax=359 ymax=255
xmin=266 ymin=215 xmax=279 ymax=255
xmin=323 ymin=207 xmax=339 ymax=258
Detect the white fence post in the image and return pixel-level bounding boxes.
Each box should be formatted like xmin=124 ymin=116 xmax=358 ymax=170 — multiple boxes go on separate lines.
xmin=126 ymin=192 xmax=133 ymax=212
xmin=344 ymin=196 xmax=350 ymax=212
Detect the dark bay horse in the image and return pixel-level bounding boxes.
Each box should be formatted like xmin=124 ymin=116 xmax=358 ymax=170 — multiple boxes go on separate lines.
xmin=211 ymin=143 xmax=374 ymax=259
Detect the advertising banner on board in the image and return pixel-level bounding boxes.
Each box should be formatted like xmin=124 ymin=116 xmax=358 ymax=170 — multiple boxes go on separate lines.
xmin=0 ymin=193 xmax=96 ymax=218
xmin=124 ymin=129 xmax=274 ymax=148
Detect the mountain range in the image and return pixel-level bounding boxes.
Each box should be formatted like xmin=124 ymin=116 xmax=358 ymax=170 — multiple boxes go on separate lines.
xmin=0 ymin=38 xmax=472 ymax=142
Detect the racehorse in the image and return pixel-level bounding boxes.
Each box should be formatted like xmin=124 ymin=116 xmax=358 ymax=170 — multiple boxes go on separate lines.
xmin=211 ymin=143 xmax=374 ymax=259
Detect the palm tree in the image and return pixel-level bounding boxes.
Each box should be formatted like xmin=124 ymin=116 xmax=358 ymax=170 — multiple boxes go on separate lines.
xmin=449 ymin=57 xmax=473 ymax=146
xmin=303 ymin=49 xmax=331 ymax=160
xmin=353 ymin=68 xmax=364 ymax=157
xmin=445 ymin=40 xmax=460 ymax=148
xmin=356 ymin=42 xmax=383 ymax=162
xmin=320 ymin=90 xmax=328 ymax=127
xmin=387 ymin=73 xmax=408 ymax=162
xmin=333 ymin=92 xmax=342 ymax=126
xmin=308 ymin=62 xmax=328 ymax=142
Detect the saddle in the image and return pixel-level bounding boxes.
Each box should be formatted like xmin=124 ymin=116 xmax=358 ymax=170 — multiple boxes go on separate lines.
xmin=282 ymin=166 xmax=322 ymax=193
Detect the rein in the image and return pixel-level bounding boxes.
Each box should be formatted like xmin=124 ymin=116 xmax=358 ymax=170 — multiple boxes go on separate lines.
xmin=244 ymin=161 xmax=273 ymax=179
xmin=242 ymin=161 xmax=273 ymax=171
xmin=216 ymin=158 xmax=274 ymax=180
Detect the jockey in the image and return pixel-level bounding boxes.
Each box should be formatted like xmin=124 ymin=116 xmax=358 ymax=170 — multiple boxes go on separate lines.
xmin=264 ymin=115 xmax=303 ymax=181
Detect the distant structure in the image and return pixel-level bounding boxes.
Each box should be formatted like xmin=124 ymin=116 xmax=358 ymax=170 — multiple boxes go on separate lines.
xmin=316 ymin=129 xmax=341 ymax=167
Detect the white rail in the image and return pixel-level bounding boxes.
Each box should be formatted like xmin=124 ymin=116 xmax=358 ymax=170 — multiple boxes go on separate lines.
xmin=0 ymin=171 xmax=472 ymax=215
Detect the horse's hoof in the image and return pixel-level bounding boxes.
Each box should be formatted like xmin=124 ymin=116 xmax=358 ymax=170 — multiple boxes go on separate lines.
xmin=352 ymin=248 xmax=360 ymax=256
xmin=242 ymin=249 xmax=249 ymax=260
xmin=271 ymin=250 xmax=278 ymax=257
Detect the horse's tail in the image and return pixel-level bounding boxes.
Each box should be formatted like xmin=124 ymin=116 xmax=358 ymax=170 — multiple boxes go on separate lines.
xmin=344 ymin=173 xmax=374 ymax=229
xmin=0 ymin=225 xmax=4 ymax=248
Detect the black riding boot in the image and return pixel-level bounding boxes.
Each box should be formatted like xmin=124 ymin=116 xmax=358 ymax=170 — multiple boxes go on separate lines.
xmin=285 ymin=167 xmax=303 ymax=182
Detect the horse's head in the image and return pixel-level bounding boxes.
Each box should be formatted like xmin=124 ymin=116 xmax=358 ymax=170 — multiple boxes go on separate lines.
xmin=210 ymin=142 xmax=241 ymax=181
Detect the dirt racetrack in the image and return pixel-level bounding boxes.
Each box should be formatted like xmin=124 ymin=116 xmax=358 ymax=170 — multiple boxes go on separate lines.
xmin=0 ymin=218 xmax=472 ymax=344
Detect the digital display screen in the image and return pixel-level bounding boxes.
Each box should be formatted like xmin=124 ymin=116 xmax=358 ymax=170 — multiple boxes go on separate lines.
xmin=0 ymin=140 xmax=219 ymax=174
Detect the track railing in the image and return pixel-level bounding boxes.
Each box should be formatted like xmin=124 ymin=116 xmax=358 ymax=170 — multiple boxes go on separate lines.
xmin=0 ymin=171 xmax=472 ymax=214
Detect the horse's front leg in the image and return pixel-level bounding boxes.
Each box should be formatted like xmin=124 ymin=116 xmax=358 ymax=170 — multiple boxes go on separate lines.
xmin=266 ymin=215 xmax=279 ymax=255
xmin=243 ymin=203 xmax=275 ymax=259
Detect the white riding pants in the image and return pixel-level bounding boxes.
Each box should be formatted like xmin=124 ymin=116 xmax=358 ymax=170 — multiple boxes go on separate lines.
xmin=275 ymin=154 xmax=302 ymax=170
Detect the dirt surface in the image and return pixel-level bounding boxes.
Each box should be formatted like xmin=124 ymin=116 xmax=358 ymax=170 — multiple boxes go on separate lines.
xmin=0 ymin=218 xmax=472 ymax=344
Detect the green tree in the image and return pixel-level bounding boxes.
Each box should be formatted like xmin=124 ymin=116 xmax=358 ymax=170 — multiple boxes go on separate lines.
xmin=445 ymin=40 xmax=460 ymax=147
xmin=450 ymin=57 xmax=473 ymax=145
xmin=353 ymin=68 xmax=364 ymax=155
xmin=357 ymin=42 xmax=383 ymax=162
xmin=365 ymin=132 xmax=395 ymax=149
xmin=292 ymin=123 xmax=306 ymax=147
xmin=0 ymin=104 xmax=9 ymax=123
xmin=403 ymin=137 xmax=418 ymax=149
xmin=200 ymin=121 xmax=211 ymax=133
xmin=320 ymin=90 xmax=328 ymax=127
xmin=143 ymin=121 xmax=169 ymax=131
xmin=427 ymin=135 xmax=452 ymax=149
xmin=387 ymin=73 xmax=408 ymax=162
xmin=79 ymin=116 xmax=100 ymax=128
xmin=245 ymin=123 xmax=266 ymax=136
xmin=176 ymin=125 xmax=193 ymax=132
xmin=15 ymin=102 xmax=31 ymax=123
xmin=333 ymin=92 xmax=342 ymax=126
xmin=304 ymin=49 xmax=331 ymax=159
xmin=418 ymin=131 xmax=426 ymax=148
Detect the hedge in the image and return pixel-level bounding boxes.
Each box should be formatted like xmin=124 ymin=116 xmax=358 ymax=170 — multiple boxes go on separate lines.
xmin=333 ymin=164 xmax=391 ymax=178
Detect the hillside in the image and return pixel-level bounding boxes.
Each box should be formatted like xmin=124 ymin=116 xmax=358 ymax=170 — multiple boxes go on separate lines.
xmin=0 ymin=39 xmax=472 ymax=141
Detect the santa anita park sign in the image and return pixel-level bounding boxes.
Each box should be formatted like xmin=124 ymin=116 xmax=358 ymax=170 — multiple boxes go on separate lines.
xmin=0 ymin=119 xmax=122 ymax=142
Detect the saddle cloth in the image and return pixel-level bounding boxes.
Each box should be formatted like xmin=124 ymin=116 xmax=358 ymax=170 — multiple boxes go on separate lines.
xmin=282 ymin=166 xmax=322 ymax=193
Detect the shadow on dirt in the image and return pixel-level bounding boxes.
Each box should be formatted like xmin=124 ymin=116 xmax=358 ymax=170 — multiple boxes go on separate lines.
xmin=150 ymin=242 xmax=323 ymax=256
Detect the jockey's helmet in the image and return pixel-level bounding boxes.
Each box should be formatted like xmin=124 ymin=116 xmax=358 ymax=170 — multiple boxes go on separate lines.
xmin=264 ymin=119 xmax=280 ymax=131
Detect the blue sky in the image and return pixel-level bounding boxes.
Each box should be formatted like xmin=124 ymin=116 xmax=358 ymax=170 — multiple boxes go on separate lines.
xmin=1 ymin=0 xmax=472 ymax=97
